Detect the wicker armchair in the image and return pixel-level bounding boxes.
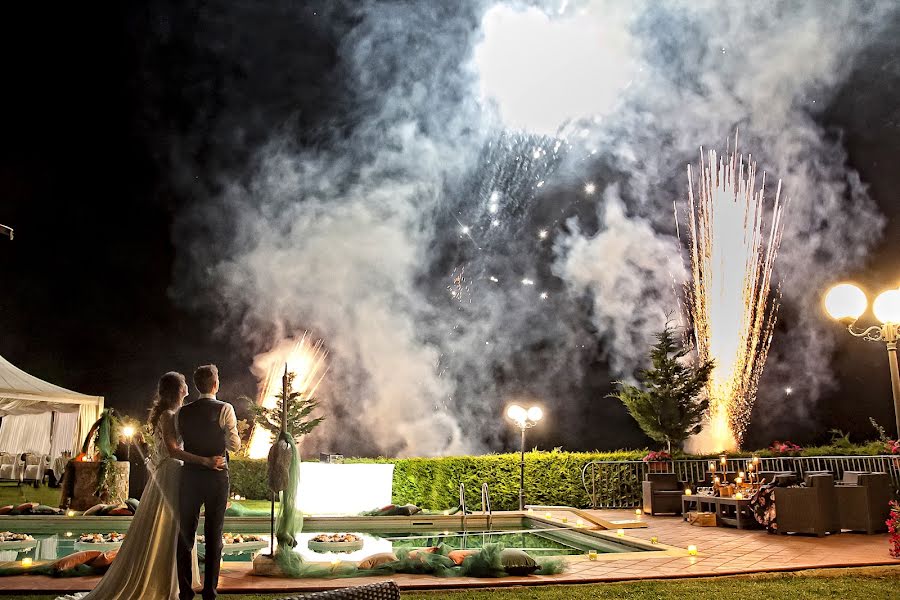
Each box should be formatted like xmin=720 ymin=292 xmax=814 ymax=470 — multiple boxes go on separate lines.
xmin=835 ymin=472 xmax=893 ymax=534
xmin=774 ymin=473 xmax=840 ymax=537
xmin=277 ymin=581 xmax=400 ymax=599
xmin=642 ymin=473 xmax=686 ymax=516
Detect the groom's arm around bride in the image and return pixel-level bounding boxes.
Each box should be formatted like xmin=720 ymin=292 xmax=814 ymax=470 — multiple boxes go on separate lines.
xmin=175 ymin=364 xmax=241 ymax=600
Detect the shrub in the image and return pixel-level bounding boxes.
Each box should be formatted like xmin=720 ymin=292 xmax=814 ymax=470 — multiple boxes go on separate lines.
xmin=229 ymin=444 xmax=898 ymax=508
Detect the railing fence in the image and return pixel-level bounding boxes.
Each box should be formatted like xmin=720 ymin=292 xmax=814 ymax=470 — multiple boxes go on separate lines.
xmin=581 ymin=455 xmax=900 ymax=509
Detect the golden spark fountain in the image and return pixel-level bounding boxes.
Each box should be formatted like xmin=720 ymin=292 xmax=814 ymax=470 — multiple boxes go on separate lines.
xmin=247 ymin=334 xmax=328 ymax=459
xmin=683 ymin=138 xmax=787 ymax=452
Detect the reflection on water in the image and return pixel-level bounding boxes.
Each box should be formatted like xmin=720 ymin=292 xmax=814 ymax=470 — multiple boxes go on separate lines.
xmin=13 ymin=526 xmax=614 ymax=565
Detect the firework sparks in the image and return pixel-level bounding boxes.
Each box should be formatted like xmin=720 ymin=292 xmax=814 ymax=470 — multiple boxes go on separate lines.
xmin=247 ymin=334 xmax=329 ymax=459
xmin=683 ymin=140 xmax=787 ymax=452
xmin=584 ymin=182 xmax=596 ymax=195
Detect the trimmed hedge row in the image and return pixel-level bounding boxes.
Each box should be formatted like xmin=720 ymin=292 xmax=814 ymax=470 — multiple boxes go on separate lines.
xmin=231 ymin=449 xmax=643 ymax=510
xmin=229 ymin=444 xmax=895 ymax=510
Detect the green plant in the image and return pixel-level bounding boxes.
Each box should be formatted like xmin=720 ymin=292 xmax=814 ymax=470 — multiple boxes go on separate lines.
xmin=253 ymin=372 xmax=324 ymax=446
xmin=829 ymin=429 xmax=853 ymax=449
xmin=609 ymin=324 xmax=714 ymax=453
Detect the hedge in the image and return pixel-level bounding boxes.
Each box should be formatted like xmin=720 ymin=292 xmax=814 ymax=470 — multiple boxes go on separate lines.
xmin=229 ymin=443 xmax=895 ymax=510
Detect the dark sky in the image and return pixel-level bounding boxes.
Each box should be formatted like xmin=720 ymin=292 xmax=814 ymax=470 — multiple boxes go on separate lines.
xmin=0 ymin=2 xmax=898 ymax=454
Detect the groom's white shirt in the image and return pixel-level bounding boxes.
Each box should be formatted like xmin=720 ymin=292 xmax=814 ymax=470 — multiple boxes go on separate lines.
xmin=198 ymin=393 xmax=242 ymax=453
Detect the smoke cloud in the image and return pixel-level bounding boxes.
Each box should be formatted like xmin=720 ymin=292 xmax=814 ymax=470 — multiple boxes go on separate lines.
xmin=167 ymin=0 xmax=895 ymax=455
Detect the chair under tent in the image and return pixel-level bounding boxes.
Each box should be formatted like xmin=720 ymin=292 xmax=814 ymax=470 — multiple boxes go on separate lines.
xmin=0 ymin=353 xmax=104 ymax=487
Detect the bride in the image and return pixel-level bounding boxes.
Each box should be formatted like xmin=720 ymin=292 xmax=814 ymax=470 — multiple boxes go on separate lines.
xmin=59 ymin=372 xmax=224 ymax=599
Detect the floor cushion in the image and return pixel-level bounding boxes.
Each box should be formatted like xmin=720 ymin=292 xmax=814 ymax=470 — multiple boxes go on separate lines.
xmin=358 ymin=552 xmax=398 ymax=569
xmin=500 ymin=549 xmax=538 ymax=576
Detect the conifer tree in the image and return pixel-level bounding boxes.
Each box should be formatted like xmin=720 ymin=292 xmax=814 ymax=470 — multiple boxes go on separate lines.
xmin=254 ymin=372 xmax=324 ymax=445
xmin=610 ymin=325 xmax=714 ymax=453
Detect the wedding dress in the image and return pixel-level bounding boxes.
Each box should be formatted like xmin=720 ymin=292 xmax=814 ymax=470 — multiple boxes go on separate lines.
xmin=57 ymin=411 xmax=200 ymax=600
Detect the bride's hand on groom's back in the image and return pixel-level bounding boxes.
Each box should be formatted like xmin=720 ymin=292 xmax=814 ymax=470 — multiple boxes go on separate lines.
xmin=202 ymin=456 xmax=227 ymax=471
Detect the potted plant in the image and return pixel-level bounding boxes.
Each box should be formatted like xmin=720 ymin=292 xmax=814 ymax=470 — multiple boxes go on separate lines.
xmin=642 ymin=451 xmax=672 ymax=472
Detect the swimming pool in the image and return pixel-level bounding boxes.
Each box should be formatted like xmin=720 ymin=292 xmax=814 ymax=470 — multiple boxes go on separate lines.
xmin=1 ymin=517 xmax=652 ymax=564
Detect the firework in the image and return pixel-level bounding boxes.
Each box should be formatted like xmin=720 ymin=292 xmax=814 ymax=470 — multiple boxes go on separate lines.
xmin=683 ymin=140 xmax=787 ymax=452
xmin=246 ymin=334 xmax=329 ymax=459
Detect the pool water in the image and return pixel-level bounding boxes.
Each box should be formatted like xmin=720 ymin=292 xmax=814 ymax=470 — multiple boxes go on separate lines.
xmin=6 ymin=523 xmax=647 ymax=564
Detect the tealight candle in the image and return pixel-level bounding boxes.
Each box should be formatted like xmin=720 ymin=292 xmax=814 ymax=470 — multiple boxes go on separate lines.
xmin=65 ymin=532 xmax=72 ymax=537
xmin=650 ymin=536 xmax=659 ymax=544
xmin=616 ymin=529 xmax=625 ymax=537
xmin=576 ymin=519 xmax=584 ymax=527
xmin=527 ymin=508 xmax=534 ymax=514
xmin=67 ymin=510 xmax=75 ymax=517
xmin=635 ymin=508 xmax=642 ymax=516
xmin=545 ymin=512 xmax=553 ymax=519
xmin=587 ymin=550 xmax=598 ymax=561
xmin=684 ymin=489 xmax=692 ymax=496
xmin=735 ymin=493 xmax=744 ymax=500
xmin=561 ymin=516 xmax=568 ymax=523
xmin=21 ymin=557 xmax=33 ymax=567
xmin=687 ymin=545 xmax=698 ymax=556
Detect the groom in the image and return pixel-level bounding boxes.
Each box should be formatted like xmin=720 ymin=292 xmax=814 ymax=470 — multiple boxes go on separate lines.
xmin=176 ymin=364 xmax=242 ymax=600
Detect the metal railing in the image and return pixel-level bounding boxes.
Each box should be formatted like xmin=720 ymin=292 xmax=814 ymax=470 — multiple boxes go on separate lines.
xmin=481 ymin=482 xmax=492 ymax=532
xmin=459 ymin=483 xmax=467 ymax=533
xmin=581 ymin=455 xmax=900 ymax=509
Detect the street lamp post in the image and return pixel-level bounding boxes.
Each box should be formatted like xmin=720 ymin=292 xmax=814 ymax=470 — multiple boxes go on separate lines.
xmin=824 ymin=283 xmax=900 ymax=437
xmin=505 ymin=404 xmax=544 ymax=511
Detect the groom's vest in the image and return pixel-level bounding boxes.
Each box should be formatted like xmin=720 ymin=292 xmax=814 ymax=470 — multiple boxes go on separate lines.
xmin=179 ymin=398 xmax=228 ymax=471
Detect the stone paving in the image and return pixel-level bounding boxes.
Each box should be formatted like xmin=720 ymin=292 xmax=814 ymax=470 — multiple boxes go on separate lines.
xmin=0 ymin=508 xmax=895 ymax=593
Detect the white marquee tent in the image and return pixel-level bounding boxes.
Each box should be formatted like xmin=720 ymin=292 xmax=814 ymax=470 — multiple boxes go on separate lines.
xmin=0 ymin=353 xmax=104 ymax=459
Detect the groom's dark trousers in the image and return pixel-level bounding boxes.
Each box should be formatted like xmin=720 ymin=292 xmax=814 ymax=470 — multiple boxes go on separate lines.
xmin=176 ymin=398 xmax=231 ymax=600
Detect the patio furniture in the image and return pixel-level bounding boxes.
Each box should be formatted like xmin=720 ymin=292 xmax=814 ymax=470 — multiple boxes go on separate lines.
xmin=277 ymin=581 xmax=400 ymax=599
xmin=22 ymin=453 xmax=48 ymax=487
xmin=714 ymin=496 xmax=759 ymax=529
xmin=642 ymin=473 xmax=686 ymax=515
xmin=774 ymin=473 xmax=840 ymax=537
xmin=0 ymin=452 xmax=23 ymax=483
xmin=682 ymin=494 xmax=717 ymax=517
xmin=835 ymin=472 xmax=893 ymax=534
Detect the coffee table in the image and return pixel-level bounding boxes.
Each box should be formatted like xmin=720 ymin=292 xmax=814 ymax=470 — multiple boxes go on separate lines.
xmin=681 ymin=494 xmax=717 ymax=519
xmin=714 ymin=496 xmax=758 ymax=529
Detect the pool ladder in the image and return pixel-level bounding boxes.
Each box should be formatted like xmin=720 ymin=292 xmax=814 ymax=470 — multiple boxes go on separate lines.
xmin=481 ymin=482 xmax=493 ymax=532
xmin=458 ymin=483 xmax=493 ymax=534
xmin=459 ymin=483 xmax=468 ymax=533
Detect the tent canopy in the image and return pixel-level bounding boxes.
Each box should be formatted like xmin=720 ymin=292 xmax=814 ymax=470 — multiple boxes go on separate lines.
xmin=0 ymin=353 xmax=103 ymax=416
xmin=0 ymin=354 xmax=104 ymax=458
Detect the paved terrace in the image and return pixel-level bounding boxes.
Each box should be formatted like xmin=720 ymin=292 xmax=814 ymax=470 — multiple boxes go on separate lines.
xmin=0 ymin=509 xmax=895 ymax=594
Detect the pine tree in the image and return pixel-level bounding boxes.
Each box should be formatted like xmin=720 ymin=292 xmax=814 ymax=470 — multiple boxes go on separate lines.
xmin=253 ymin=372 xmax=324 ymax=445
xmin=609 ymin=325 xmax=714 ymax=453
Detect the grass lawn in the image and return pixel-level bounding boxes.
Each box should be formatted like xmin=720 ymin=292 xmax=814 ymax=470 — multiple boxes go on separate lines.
xmin=0 ymin=484 xmax=61 ymax=507
xmin=0 ymin=567 xmax=898 ymax=599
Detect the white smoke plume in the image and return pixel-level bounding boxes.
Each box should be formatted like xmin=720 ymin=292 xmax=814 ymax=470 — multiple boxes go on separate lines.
xmin=170 ymin=0 xmax=895 ymax=454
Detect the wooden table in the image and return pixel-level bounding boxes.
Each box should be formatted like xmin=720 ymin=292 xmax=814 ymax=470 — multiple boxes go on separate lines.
xmin=713 ymin=496 xmax=758 ymax=529
xmin=682 ymin=495 xmax=760 ymax=529
xmin=681 ymin=494 xmax=717 ymax=518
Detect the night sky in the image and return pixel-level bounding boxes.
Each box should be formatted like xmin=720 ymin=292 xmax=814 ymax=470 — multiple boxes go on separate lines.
xmin=1 ymin=2 xmax=898 ymax=455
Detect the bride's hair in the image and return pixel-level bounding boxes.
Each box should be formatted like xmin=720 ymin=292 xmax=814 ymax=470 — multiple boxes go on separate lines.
xmin=149 ymin=371 xmax=186 ymax=433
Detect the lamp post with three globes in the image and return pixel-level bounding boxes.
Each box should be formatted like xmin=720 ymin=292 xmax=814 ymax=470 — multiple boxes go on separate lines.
xmin=824 ymin=283 xmax=900 ymax=437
